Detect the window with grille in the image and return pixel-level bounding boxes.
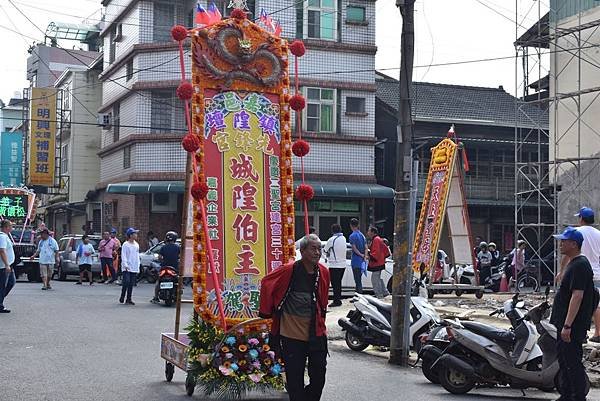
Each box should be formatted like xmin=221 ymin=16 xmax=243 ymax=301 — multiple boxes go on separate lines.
xmin=151 ymin=91 xmax=173 ymax=133
xmin=154 ymin=3 xmax=175 ymax=42
xmin=210 ymin=1 xmax=256 ymax=18
xmin=305 ymin=0 xmax=337 ymax=40
xmin=346 ymin=5 xmax=365 ymax=23
xmin=113 ymin=102 xmax=120 ymax=143
xmin=126 ymin=59 xmax=133 ymax=81
xmin=61 ymin=144 xmax=68 ymax=174
xmin=305 ymin=87 xmax=336 ymax=133
xmin=123 ymin=145 xmax=131 ymax=169
xmin=346 ymin=97 xmax=366 ymax=114
xmin=108 ymin=27 xmax=116 ymax=63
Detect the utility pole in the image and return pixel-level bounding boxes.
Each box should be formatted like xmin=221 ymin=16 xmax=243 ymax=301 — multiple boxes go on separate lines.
xmin=389 ymin=0 xmax=416 ymax=366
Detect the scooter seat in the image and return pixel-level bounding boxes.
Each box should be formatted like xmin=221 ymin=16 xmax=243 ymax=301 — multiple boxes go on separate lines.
xmin=462 ymin=321 xmax=515 ymax=344
xmin=364 ymin=295 xmax=393 ymax=313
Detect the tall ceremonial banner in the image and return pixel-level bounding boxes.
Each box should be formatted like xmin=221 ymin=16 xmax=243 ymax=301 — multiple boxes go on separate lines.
xmin=191 ymin=16 xmax=294 ymax=326
xmin=28 ymin=88 xmax=57 ymax=187
xmin=412 ymin=138 xmax=459 ymax=273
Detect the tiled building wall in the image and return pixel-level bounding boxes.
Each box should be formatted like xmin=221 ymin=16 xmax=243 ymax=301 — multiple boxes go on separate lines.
xmin=292 ymin=141 xmax=374 ymax=176
xmin=340 ymin=89 xmax=375 ymax=137
xmin=340 ymin=2 xmax=376 ymax=45
xmin=295 ymin=49 xmax=374 ymax=83
xmin=100 ymin=146 xmax=130 ymax=182
xmin=135 ymin=142 xmax=187 ymax=172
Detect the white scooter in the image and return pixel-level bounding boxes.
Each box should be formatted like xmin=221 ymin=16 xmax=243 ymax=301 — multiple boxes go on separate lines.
xmin=338 ymin=272 xmax=440 ymax=353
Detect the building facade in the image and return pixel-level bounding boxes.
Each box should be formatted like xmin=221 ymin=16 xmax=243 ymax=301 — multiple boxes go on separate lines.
xmin=376 ymin=72 xmax=550 ymax=257
xmin=45 ymin=61 xmax=103 ymax=235
xmin=98 ymin=0 xmax=390 ymax=247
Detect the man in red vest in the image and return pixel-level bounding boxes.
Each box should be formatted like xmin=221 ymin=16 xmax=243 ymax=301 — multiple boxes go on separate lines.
xmin=259 ymin=234 xmax=330 ymax=401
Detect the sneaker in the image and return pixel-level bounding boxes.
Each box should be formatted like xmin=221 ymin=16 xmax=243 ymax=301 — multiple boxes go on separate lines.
xmin=126 ymin=300 xmax=135 ymax=305
xmin=76 ymin=282 xmax=82 ymax=285
xmin=41 ymin=287 xmax=47 ymax=290
xmin=150 ymin=298 xmax=160 ymax=304
xmin=119 ymin=297 xmax=124 ymax=304
xmin=328 ymin=302 xmax=342 ymax=307
xmin=89 ymin=282 xmax=94 ymax=286
xmin=99 ymin=279 xmax=106 ymax=284
xmin=47 ymin=285 xmax=52 ymax=290
xmin=0 ymin=309 xmax=10 ymax=313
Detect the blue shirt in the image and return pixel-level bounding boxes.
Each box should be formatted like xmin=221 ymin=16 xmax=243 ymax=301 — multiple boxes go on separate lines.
xmin=37 ymin=237 xmax=59 ymax=265
xmin=77 ymin=243 xmax=95 ymax=265
xmin=349 ymin=231 xmax=366 ymax=268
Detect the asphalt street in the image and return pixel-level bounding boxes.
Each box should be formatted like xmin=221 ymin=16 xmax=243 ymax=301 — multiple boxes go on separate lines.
xmin=2 ymin=279 xmax=599 ymax=401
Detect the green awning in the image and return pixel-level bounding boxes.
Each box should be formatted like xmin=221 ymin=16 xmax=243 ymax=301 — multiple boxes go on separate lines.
xmin=106 ymin=181 xmax=184 ymax=194
xmin=295 ymin=181 xmax=395 ymax=199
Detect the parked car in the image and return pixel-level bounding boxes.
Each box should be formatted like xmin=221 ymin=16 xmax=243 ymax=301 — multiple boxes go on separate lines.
xmin=295 ymin=241 xmax=394 ymax=294
xmin=54 ymin=235 xmax=102 ymax=280
xmin=139 ymin=239 xmax=182 ymax=270
xmin=11 ymin=227 xmax=39 ymax=282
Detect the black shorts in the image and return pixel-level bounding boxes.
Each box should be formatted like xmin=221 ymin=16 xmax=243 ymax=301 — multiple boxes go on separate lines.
xmin=79 ymin=264 xmax=91 ymax=273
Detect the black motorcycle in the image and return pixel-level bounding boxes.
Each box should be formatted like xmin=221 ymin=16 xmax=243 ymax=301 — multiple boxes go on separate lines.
xmin=157 ymin=266 xmax=178 ymax=306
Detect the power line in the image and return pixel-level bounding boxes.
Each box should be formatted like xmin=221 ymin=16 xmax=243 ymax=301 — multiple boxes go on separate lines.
xmin=0 ymin=116 xmax=187 ymax=132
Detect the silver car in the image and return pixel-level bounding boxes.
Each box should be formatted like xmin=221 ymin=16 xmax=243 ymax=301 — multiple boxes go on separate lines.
xmin=55 ymin=235 xmax=101 ymax=280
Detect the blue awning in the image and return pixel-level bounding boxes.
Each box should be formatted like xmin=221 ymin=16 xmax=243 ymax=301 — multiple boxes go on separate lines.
xmin=106 ymin=181 xmax=184 ymax=194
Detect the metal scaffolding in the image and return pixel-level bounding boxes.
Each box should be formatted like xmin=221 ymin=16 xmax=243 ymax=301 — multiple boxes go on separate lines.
xmin=515 ymin=0 xmax=600 ymax=284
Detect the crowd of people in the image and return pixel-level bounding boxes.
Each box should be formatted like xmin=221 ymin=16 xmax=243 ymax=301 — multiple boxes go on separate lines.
xmin=0 ymin=222 xmax=184 ymax=312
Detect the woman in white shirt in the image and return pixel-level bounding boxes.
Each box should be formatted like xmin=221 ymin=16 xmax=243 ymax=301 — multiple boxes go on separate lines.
xmin=120 ymin=228 xmax=140 ymax=305
xmin=324 ymin=223 xmax=347 ymax=307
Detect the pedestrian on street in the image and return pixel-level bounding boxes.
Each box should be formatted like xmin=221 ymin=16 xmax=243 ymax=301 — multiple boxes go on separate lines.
xmin=109 ymin=228 xmax=122 ymax=282
xmin=98 ymin=231 xmax=118 ymax=283
xmin=76 ymin=235 xmax=95 ymax=286
xmin=349 ymin=218 xmax=367 ymax=294
xmin=367 ymin=226 xmax=390 ymax=299
xmin=147 ymin=231 xmax=159 ymax=249
xmin=551 ymin=226 xmax=595 ymax=401
xmin=477 ymin=242 xmax=493 ymax=284
xmin=119 ymin=228 xmax=140 ymax=305
xmin=488 ymin=242 xmax=500 ymax=267
xmin=323 ymin=223 xmax=347 ymax=307
xmin=259 ymin=234 xmax=330 ymax=401
xmin=507 ymin=240 xmax=526 ymax=288
xmin=31 ymin=228 xmax=59 ymax=290
xmin=0 ymin=219 xmax=16 ymax=313
xmin=558 ymin=207 xmax=600 ymax=343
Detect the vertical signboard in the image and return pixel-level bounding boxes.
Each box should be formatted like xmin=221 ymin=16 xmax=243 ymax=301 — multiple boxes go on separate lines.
xmin=28 ymin=88 xmax=56 ymax=187
xmin=191 ymin=18 xmax=294 ymax=326
xmin=412 ymin=138 xmax=458 ymax=273
xmin=0 ymin=132 xmax=23 ymax=186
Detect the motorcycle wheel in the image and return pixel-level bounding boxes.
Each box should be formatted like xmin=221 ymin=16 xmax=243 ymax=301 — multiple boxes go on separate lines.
xmin=165 ymin=296 xmax=173 ymax=307
xmin=439 ymin=364 xmax=475 ymax=395
xmin=421 ymin=359 xmax=439 ymax=384
xmin=146 ymin=271 xmax=158 ymax=284
xmin=345 ymin=330 xmax=369 ymax=352
xmin=455 ymin=289 xmax=463 ymax=297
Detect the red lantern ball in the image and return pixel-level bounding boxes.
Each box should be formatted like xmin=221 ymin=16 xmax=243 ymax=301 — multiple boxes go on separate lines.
xmin=289 ymin=94 xmax=306 ymax=111
xmin=177 ymin=81 xmax=194 ymax=100
xmin=230 ymin=8 xmax=247 ymax=19
xmin=289 ymin=40 xmax=306 ymax=57
xmin=171 ymin=25 xmax=188 ymax=42
xmin=182 ymin=134 xmax=201 ymax=153
xmin=191 ymin=182 xmax=209 ymax=201
xmin=292 ymin=140 xmax=310 ymax=157
xmin=295 ymin=184 xmax=315 ymax=201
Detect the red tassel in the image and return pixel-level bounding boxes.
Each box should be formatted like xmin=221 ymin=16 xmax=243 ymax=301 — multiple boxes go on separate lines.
xmin=462 ymin=147 xmax=470 ymax=172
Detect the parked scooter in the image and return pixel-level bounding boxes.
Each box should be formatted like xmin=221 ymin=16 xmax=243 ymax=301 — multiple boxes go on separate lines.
xmin=156 ymin=266 xmax=178 ymax=307
xmin=427 ymin=288 xmax=582 ymax=395
xmin=338 ymin=270 xmax=440 ymax=353
xmin=419 ymin=294 xmax=528 ymax=384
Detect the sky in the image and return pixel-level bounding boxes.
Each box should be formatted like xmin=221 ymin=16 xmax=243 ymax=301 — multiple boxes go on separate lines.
xmin=0 ymin=0 xmax=549 ymax=103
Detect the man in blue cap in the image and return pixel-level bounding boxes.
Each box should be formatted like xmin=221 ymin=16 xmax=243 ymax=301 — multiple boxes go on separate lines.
xmin=551 ymin=226 xmax=594 ymax=401
xmin=558 ymin=207 xmax=600 ymax=343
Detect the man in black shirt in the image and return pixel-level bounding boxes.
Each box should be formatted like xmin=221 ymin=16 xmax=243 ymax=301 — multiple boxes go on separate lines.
xmin=151 ymin=231 xmax=180 ymax=304
xmin=551 ymin=226 xmax=594 ymax=401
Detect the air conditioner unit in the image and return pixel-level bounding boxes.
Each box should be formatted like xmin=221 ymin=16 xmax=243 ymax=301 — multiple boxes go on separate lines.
xmin=151 ymin=193 xmax=177 ymax=213
xmin=98 ymin=113 xmax=112 ymax=130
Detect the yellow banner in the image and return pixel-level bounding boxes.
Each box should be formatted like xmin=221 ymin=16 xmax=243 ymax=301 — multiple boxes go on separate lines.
xmin=28 ymin=88 xmax=56 ymax=187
